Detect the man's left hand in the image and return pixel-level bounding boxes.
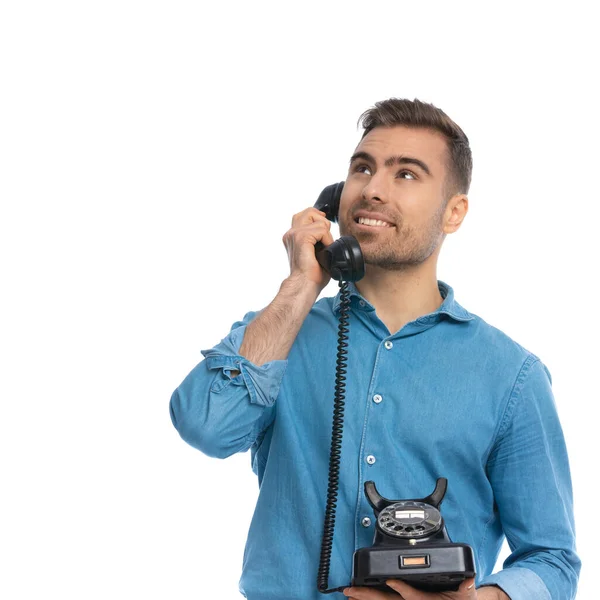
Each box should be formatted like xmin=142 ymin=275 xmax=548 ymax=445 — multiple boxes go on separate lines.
xmin=343 ymin=577 xmax=477 ymax=599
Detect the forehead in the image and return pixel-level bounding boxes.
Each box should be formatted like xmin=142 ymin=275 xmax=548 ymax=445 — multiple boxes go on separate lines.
xmin=355 ymin=126 xmax=449 ymax=175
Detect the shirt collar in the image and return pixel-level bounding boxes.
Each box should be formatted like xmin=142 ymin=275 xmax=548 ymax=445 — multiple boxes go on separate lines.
xmin=331 ymin=279 xmax=475 ymax=323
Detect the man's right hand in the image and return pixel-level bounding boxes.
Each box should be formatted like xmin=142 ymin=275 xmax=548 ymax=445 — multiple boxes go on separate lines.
xmin=282 ymin=207 xmax=336 ymax=293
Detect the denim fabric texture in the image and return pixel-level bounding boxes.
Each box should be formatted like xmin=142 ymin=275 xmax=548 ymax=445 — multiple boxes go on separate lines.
xmin=170 ymin=281 xmax=580 ymax=600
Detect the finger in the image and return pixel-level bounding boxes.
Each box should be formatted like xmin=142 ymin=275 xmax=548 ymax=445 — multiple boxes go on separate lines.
xmin=314 ymin=222 xmax=335 ymax=247
xmin=282 ymin=220 xmax=334 ymax=249
xmin=291 ymin=207 xmax=329 ymax=228
xmin=385 ymin=579 xmax=426 ymax=599
xmin=457 ymin=578 xmax=476 ymax=596
xmin=386 ymin=577 xmax=477 ymax=599
xmin=343 ymin=585 xmax=400 ymax=599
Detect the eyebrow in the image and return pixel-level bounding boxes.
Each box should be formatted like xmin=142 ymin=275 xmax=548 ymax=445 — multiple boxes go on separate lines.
xmin=349 ymin=151 xmax=432 ymax=177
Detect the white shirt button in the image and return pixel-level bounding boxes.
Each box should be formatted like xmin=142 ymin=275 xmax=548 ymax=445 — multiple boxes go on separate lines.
xmin=384 ymin=340 xmax=393 ymax=350
xmin=359 ymin=300 xmax=366 ymax=307
xmin=373 ymin=394 xmax=383 ymax=404
xmin=366 ymin=455 xmax=376 ymax=465
xmin=361 ymin=517 xmax=372 ymax=527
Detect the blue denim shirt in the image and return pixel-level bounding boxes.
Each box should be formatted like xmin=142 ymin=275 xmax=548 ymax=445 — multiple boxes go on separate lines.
xmin=170 ymin=281 xmax=580 ymax=600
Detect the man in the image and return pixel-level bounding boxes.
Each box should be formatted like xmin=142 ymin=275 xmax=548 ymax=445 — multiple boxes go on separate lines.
xmin=170 ymin=98 xmax=580 ymax=599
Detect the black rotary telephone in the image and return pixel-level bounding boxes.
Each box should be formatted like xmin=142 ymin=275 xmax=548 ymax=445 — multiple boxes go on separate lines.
xmin=313 ymin=183 xmax=475 ymax=595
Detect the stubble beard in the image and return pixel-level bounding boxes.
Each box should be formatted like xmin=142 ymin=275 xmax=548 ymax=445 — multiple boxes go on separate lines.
xmin=341 ymin=207 xmax=446 ymax=272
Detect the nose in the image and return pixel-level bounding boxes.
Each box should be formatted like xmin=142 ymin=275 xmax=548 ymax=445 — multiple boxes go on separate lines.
xmin=361 ymin=172 xmax=389 ymax=205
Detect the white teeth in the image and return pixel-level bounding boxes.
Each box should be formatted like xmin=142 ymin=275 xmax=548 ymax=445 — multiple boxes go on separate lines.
xmin=358 ymin=217 xmax=392 ymax=227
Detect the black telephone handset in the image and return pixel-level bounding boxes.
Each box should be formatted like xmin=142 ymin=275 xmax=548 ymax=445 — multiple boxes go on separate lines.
xmin=313 ymin=182 xmax=365 ymax=282
xmin=313 ymin=184 xmax=475 ymax=594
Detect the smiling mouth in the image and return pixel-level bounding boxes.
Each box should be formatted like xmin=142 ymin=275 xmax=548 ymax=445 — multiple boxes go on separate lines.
xmin=355 ymin=217 xmax=395 ymax=228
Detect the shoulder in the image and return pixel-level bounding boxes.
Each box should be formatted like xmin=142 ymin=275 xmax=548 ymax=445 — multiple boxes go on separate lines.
xmin=456 ymin=307 xmax=548 ymax=379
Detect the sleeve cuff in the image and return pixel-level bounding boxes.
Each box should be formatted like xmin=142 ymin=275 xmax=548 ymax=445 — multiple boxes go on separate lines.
xmin=201 ymin=325 xmax=288 ymax=407
xmin=479 ymin=567 xmax=550 ymax=600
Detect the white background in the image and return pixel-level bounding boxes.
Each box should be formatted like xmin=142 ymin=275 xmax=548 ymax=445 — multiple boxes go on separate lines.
xmin=1 ymin=1 xmax=597 ymax=598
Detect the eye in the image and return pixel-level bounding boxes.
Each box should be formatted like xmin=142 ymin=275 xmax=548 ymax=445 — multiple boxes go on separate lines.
xmin=354 ymin=164 xmax=372 ymax=175
xmin=397 ymin=170 xmax=416 ymax=180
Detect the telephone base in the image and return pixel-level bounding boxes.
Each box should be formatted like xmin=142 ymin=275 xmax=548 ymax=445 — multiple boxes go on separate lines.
xmin=352 ymin=542 xmax=475 ymax=593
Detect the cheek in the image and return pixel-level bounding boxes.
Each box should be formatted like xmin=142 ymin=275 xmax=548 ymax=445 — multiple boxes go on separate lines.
xmin=399 ymin=193 xmax=441 ymax=223
xmin=339 ymin=181 xmax=357 ymax=212
xmin=337 ymin=191 xmax=356 ymax=224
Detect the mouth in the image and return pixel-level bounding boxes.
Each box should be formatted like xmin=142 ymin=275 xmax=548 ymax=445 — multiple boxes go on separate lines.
xmin=354 ymin=216 xmax=395 ymax=229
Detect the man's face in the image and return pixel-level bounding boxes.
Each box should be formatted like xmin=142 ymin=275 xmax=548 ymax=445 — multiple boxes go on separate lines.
xmin=338 ymin=125 xmax=458 ymax=270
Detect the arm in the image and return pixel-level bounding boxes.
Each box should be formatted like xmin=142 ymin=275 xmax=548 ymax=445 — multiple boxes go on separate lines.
xmin=479 ymin=356 xmax=581 ymax=600
xmin=228 ymin=204 xmax=336 ymax=375
xmin=169 ymin=276 xmax=319 ymax=458
xmin=228 ymin=275 xmax=320 ymax=377
xmin=170 ymin=206 xmax=334 ymax=458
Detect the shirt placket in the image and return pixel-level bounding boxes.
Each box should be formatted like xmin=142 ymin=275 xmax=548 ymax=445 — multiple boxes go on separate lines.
xmin=355 ymin=334 xmax=396 ymax=550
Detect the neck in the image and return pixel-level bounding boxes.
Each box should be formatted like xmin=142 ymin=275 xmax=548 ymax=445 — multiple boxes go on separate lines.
xmin=354 ymin=259 xmax=444 ymax=335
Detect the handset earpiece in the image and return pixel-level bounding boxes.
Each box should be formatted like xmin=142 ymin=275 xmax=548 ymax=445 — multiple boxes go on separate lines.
xmin=314 ymin=182 xmax=344 ymax=223
xmin=313 ymin=182 xmax=365 ymax=282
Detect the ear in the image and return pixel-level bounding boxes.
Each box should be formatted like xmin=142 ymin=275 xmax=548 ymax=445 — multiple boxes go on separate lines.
xmin=443 ymin=194 xmax=468 ymax=234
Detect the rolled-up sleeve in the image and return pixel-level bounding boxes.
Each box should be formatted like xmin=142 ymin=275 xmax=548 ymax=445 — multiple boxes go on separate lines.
xmin=169 ymin=311 xmax=288 ymax=459
xmin=478 ymin=356 xmax=581 ymax=599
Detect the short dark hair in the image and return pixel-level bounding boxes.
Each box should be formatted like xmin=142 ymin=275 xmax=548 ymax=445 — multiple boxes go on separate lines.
xmin=358 ymin=98 xmax=473 ymax=200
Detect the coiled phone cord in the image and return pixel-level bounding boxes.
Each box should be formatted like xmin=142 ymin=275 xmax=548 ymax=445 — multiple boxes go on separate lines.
xmin=317 ymin=279 xmax=351 ymax=594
